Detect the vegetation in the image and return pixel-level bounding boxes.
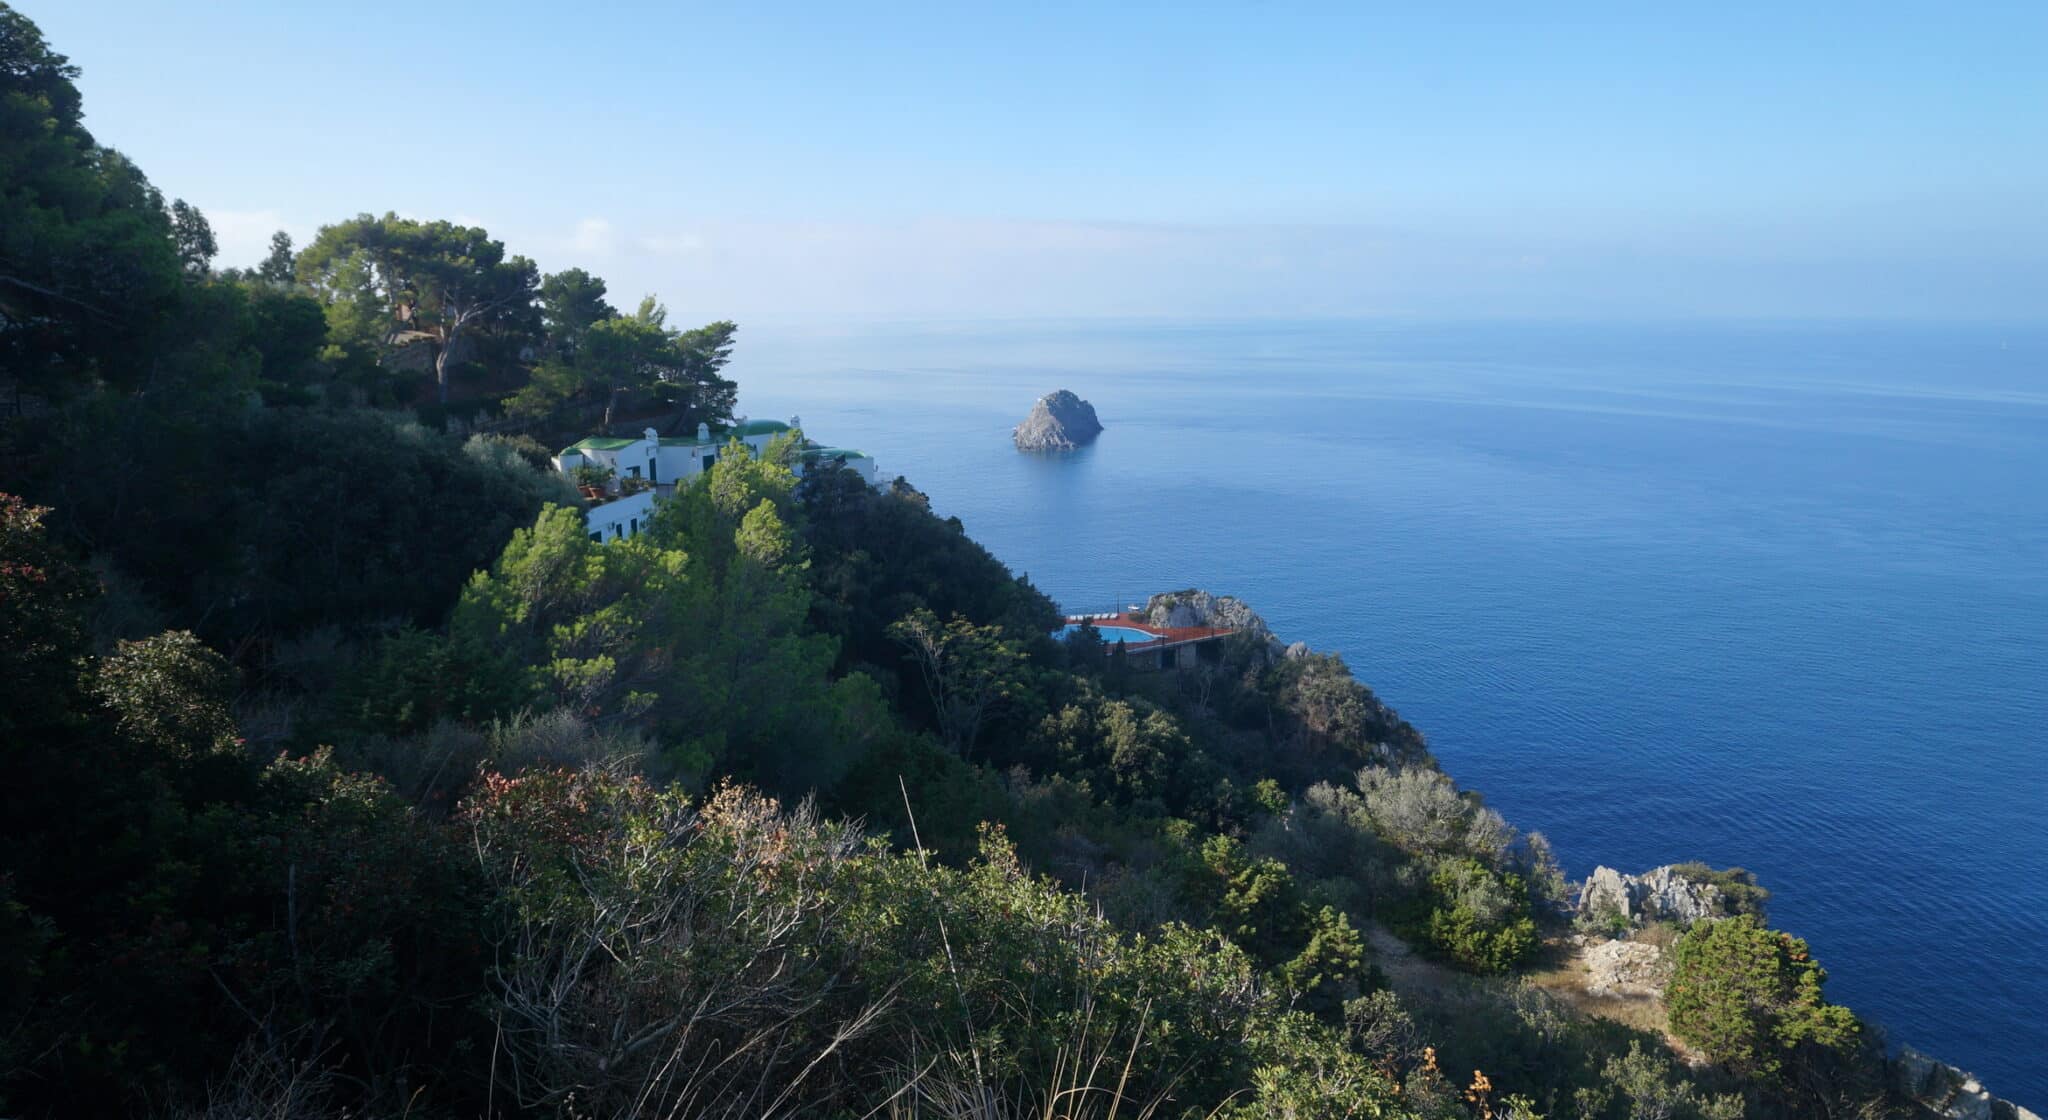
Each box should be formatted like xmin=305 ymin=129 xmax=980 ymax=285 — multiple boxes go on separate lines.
xmin=1668 ymin=917 xmax=1863 ymax=1079
xmin=0 ymin=6 xmax=1913 ymax=1118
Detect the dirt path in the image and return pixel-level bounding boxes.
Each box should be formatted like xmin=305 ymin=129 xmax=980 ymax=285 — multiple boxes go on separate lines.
xmin=1364 ymin=922 xmax=1466 ymax=996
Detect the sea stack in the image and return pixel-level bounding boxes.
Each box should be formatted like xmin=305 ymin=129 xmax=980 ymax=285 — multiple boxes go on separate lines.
xmin=1013 ymin=389 xmax=1103 ymax=451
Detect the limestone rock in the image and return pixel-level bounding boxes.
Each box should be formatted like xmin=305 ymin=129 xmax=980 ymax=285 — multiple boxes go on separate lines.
xmin=1580 ymin=938 xmax=1672 ymax=999
xmin=1013 ymin=389 xmax=1103 ymax=451
xmin=1576 ymin=865 xmax=1732 ymax=926
xmin=1140 ymin=589 xmax=1285 ymax=662
xmin=1897 ymin=1048 xmax=2041 ymax=1120
xmin=1141 ymin=590 xmax=1273 ymax=639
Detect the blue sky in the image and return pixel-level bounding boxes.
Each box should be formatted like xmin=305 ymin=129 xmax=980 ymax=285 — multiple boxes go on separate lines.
xmin=31 ymin=1 xmax=2048 ymax=321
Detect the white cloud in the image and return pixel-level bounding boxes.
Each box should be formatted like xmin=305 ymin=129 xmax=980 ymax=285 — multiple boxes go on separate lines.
xmin=569 ymin=217 xmax=616 ymax=254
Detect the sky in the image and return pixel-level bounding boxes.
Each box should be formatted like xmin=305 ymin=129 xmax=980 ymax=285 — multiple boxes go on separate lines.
xmin=30 ymin=1 xmax=2048 ymax=322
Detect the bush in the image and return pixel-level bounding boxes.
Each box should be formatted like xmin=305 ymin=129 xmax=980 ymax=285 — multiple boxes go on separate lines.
xmin=1667 ymin=915 xmax=1859 ymax=1079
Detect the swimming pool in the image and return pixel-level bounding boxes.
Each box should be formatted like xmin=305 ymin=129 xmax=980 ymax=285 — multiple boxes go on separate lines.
xmin=1056 ymin=623 xmax=1161 ymax=644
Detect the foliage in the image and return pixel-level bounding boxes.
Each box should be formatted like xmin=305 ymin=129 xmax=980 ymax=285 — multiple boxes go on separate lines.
xmin=18 ymin=405 xmax=555 ymax=650
xmin=890 ymin=607 xmax=1031 ymax=758
xmin=0 ymin=493 xmax=95 ymax=733
xmin=507 ymin=295 xmax=737 ymax=430
xmin=0 ymin=5 xmax=183 ymax=398
xmin=1585 ymin=1042 xmax=1745 ymax=1120
xmin=1666 ymin=915 xmax=1861 ymax=1080
xmin=296 ymin=212 xmax=541 ymax=404
xmin=451 ymin=503 xmax=687 ymax=724
xmin=91 ymin=629 xmax=239 ymax=760
xmin=0 ymin=9 xmax=1923 ymax=1115
xmin=1418 ymin=859 xmax=1540 ymax=974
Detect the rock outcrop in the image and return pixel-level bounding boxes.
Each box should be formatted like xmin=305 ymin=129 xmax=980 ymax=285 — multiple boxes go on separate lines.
xmin=1579 ymin=937 xmax=1672 ymax=999
xmin=1897 ymin=1048 xmax=2042 ymax=1120
xmin=1578 ymin=865 xmax=1732 ymax=926
xmin=1142 ymin=589 xmax=1272 ymax=638
xmin=1140 ymin=589 xmax=1285 ymax=662
xmin=1013 ymin=389 xmax=1103 ymax=451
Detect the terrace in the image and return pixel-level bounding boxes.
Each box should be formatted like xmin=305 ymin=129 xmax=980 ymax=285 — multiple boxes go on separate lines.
xmin=1054 ymin=613 xmax=1237 ymax=670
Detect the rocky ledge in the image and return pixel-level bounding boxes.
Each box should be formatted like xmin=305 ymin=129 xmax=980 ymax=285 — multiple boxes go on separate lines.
xmin=1573 ymin=868 xmax=2039 ymax=1119
xmin=1898 ymin=1049 xmax=2043 ymax=1120
xmin=1577 ymin=865 xmax=1739 ymax=927
xmin=1013 ymin=389 xmax=1103 ymax=451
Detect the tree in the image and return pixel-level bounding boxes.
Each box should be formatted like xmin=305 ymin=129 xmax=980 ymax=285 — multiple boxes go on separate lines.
xmin=256 ymin=229 xmax=295 ymax=283
xmin=0 ymin=5 xmax=184 ymax=397
xmin=296 ymin=213 xmax=540 ymax=403
xmin=0 ymin=493 xmax=94 ymax=734
xmin=450 ymin=503 xmax=690 ymax=724
xmin=239 ymin=279 xmax=329 ymax=398
xmin=1666 ymin=915 xmax=1860 ymax=1079
xmin=91 ymin=630 xmax=239 ymax=760
xmin=538 ymin=266 xmax=615 ymax=356
xmin=168 ymin=198 xmax=215 ymax=277
xmin=507 ymin=296 xmax=737 ymax=430
xmin=1594 ymin=1042 xmax=1744 ymax=1120
xmin=663 ymin=318 xmax=739 ymax=431
xmin=888 ymin=608 xmax=1028 ymax=758
xmin=583 ymin=297 xmax=682 ymax=426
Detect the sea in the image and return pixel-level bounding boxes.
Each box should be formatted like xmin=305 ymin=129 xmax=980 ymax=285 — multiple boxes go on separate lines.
xmin=733 ymin=318 xmax=2048 ymax=1105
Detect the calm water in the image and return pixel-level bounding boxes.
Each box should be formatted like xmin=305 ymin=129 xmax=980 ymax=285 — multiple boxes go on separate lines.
xmin=735 ymin=319 xmax=2048 ymax=1105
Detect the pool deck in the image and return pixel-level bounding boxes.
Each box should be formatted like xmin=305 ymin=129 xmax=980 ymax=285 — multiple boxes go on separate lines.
xmin=1061 ymin=615 xmax=1236 ymax=649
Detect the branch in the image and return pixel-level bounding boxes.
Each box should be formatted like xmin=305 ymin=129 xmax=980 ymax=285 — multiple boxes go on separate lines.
xmin=0 ymin=272 xmax=114 ymax=320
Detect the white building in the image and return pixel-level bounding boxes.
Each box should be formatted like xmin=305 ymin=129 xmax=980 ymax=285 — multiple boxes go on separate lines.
xmin=583 ymin=488 xmax=655 ymax=543
xmin=552 ymin=416 xmax=881 ymax=542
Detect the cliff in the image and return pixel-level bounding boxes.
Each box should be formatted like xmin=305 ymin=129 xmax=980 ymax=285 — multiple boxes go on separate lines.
xmin=1577 ymin=865 xmax=1739 ymax=927
xmin=1013 ymin=389 xmax=1103 ymax=451
xmin=1898 ymin=1049 xmax=2043 ymax=1120
xmin=1570 ymin=866 xmax=2037 ymax=1119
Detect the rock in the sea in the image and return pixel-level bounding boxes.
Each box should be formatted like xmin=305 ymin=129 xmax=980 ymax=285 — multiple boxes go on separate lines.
xmin=1013 ymin=389 xmax=1103 ymax=451
xmin=1577 ymin=865 xmax=1733 ymax=926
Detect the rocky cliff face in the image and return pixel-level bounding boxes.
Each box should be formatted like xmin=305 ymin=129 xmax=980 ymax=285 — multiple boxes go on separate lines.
xmin=1142 ymin=589 xmax=1272 ymax=636
xmin=1013 ymin=389 xmax=1103 ymax=451
xmin=1578 ymin=865 xmax=1732 ymax=926
xmin=1897 ymin=1049 xmax=2042 ymax=1120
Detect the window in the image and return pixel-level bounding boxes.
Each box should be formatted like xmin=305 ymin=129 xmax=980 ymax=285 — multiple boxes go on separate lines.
xmin=626 ymin=465 xmax=640 ymax=479
xmin=629 ymin=517 xmax=638 ymax=535
xmin=589 ymin=532 xmax=602 ymax=543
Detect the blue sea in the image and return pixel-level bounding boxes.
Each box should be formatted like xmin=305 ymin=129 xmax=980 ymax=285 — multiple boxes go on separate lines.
xmin=735 ymin=319 xmax=2048 ymax=1106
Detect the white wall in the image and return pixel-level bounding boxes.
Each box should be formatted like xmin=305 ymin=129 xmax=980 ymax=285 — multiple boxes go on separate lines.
xmin=584 ymin=490 xmax=657 ymax=543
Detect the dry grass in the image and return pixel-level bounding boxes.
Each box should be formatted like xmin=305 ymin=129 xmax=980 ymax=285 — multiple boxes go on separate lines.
xmin=1525 ymin=935 xmax=1703 ymax=1063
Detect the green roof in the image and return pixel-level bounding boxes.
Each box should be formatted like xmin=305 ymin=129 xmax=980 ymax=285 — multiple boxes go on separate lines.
xmin=560 ymin=436 xmax=638 ymax=455
xmin=802 ymin=447 xmax=870 ymax=460
xmin=568 ymin=422 xmax=794 ymax=456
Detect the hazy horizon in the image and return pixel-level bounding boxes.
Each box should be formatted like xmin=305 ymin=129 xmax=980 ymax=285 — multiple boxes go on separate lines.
xmin=36 ymin=1 xmax=2047 ymax=323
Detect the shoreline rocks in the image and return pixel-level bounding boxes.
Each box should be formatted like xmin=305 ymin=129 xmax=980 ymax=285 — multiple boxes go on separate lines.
xmin=1577 ymin=865 xmax=1735 ymax=927
xmin=1897 ymin=1048 xmax=2042 ymax=1120
xmin=1013 ymin=389 xmax=1103 ymax=451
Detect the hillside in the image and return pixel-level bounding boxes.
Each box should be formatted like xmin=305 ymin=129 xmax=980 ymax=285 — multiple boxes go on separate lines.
xmin=0 ymin=5 xmax=2026 ymax=1117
